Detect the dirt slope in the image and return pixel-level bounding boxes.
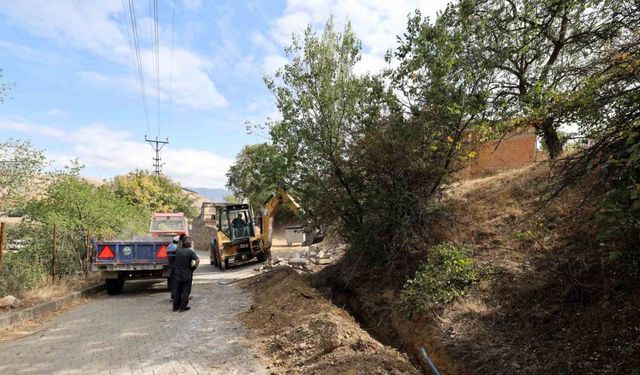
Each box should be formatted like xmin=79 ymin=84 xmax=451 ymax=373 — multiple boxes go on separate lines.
xmin=240 ymin=267 xmax=420 ymax=375
xmin=315 ymin=163 xmax=640 ymax=374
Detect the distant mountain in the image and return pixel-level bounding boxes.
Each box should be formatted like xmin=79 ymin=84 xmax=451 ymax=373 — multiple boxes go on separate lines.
xmin=184 ymin=187 xmax=230 ymax=202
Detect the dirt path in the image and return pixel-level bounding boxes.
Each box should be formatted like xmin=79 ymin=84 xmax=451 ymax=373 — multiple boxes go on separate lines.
xmin=0 ymin=251 xmax=268 ymax=375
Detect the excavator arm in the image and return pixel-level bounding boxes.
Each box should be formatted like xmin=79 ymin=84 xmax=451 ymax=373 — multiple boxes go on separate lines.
xmin=260 ymin=187 xmax=302 ymax=252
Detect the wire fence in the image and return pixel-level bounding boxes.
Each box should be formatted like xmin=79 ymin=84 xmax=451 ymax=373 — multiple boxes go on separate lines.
xmin=0 ymin=221 xmax=86 ymax=297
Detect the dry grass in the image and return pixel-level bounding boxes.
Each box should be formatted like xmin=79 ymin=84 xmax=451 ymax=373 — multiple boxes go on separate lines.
xmin=2 ymin=273 xmax=101 ymax=312
xmin=317 ymin=162 xmax=640 ymax=374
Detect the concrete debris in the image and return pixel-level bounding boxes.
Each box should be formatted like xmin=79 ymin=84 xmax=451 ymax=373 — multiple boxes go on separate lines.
xmin=0 ymin=295 xmax=21 ymax=309
xmin=312 ymin=258 xmax=333 ymax=265
xmin=289 ymin=257 xmax=308 ymax=265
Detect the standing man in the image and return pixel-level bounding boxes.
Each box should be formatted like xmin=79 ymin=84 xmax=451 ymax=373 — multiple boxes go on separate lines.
xmin=172 ymin=236 xmax=199 ymax=312
xmin=167 ymin=236 xmax=179 ymax=300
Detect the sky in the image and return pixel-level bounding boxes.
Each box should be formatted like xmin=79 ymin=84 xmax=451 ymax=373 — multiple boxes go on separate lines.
xmin=0 ymin=0 xmax=450 ymax=188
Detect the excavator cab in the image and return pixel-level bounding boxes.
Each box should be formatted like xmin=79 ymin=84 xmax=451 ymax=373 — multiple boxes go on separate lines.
xmin=210 ymin=204 xmax=263 ymax=270
xmin=227 ymin=208 xmax=253 ymax=239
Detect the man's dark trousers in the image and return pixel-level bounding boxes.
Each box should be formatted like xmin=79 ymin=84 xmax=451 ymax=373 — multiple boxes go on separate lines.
xmin=173 ymin=275 xmax=192 ymax=310
xmin=168 ymin=271 xmax=177 ymax=299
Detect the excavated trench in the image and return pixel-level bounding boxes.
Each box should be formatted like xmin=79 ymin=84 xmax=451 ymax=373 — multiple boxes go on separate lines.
xmin=313 ymin=272 xmax=464 ymax=375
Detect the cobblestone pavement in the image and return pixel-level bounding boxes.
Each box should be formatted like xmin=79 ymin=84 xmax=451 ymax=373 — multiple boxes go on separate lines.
xmin=0 ymin=252 xmax=269 ymax=375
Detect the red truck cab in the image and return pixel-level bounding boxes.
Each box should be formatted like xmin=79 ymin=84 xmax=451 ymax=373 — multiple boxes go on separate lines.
xmin=148 ymin=212 xmax=189 ymax=238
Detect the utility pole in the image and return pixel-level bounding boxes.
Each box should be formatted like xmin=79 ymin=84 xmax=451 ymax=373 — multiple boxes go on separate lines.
xmin=145 ymin=135 xmax=169 ymax=176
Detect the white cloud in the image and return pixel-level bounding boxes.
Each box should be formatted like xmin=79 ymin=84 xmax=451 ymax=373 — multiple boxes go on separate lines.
xmin=46 ymin=108 xmax=67 ymax=117
xmin=271 ymin=11 xmax=313 ymax=46
xmin=0 ymin=40 xmax=62 ymax=65
xmin=0 ymin=0 xmax=227 ymax=110
xmin=251 ymin=32 xmax=277 ymax=54
xmin=263 ymin=54 xmax=289 ymax=75
xmin=355 ymin=53 xmax=389 ymax=75
xmin=182 ymin=0 xmax=203 ymax=11
xmin=264 ymin=0 xmax=451 ymax=74
xmin=0 ymin=117 xmax=232 ymax=188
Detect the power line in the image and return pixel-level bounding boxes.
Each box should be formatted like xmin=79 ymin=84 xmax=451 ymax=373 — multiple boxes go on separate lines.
xmin=168 ymin=0 xmax=176 ymax=132
xmin=124 ymin=0 xmax=151 ymax=135
xmin=151 ymin=0 xmax=161 ymax=137
xmin=145 ymin=135 xmax=169 ymax=176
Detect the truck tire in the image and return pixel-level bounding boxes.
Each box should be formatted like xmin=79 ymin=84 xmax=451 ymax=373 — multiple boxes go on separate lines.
xmin=106 ymin=278 xmax=124 ymax=295
xmin=256 ymin=251 xmax=267 ymax=263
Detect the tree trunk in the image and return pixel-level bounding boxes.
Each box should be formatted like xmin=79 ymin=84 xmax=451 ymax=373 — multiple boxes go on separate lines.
xmin=539 ymin=116 xmax=563 ymax=159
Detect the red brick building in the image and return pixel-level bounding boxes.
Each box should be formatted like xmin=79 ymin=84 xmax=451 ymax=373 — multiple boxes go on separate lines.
xmin=461 ymin=128 xmax=541 ymax=178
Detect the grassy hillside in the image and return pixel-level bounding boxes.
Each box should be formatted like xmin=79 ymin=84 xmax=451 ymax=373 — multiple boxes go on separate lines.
xmin=316 ymin=163 xmax=639 ymax=374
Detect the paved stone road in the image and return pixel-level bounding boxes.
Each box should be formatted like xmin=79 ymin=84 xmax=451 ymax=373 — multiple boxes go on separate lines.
xmin=0 ymin=251 xmax=269 ymax=375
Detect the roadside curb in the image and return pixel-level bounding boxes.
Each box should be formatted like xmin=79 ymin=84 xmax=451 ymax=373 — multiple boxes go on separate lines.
xmin=0 ymin=283 xmax=105 ymax=331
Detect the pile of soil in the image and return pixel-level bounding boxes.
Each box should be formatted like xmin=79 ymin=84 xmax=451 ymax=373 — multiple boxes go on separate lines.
xmin=240 ymin=267 xmax=419 ymax=375
xmin=314 ymin=163 xmax=640 ymax=374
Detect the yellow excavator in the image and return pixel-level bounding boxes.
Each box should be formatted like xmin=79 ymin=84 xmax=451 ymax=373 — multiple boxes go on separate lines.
xmin=208 ymin=187 xmax=304 ymax=270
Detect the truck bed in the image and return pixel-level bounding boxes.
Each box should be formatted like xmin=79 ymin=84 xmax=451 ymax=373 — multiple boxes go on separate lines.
xmin=91 ymin=239 xmax=171 ymax=272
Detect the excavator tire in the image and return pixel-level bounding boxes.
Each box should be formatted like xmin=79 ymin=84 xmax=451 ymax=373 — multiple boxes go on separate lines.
xmin=210 ymin=243 xmax=220 ymax=267
xmin=256 ymin=251 xmax=267 ymax=263
xmin=219 ymin=254 xmax=227 ymax=271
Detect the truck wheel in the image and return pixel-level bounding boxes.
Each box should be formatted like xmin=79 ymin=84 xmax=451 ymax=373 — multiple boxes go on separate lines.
xmin=224 ymin=258 xmax=230 ymax=270
xmin=256 ymin=251 xmax=267 ymax=263
xmin=106 ymin=278 xmax=124 ymax=295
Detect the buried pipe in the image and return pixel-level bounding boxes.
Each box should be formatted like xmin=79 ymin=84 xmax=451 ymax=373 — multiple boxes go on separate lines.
xmin=419 ymin=347 xmax=442 ymax=375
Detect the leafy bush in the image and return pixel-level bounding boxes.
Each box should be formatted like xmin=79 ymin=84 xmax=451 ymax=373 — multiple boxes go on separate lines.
xmin=111 ymin=170 xmax=198 ymax=218
xmin=553 ymin=35 xmax=640 ymax=258
xmin=0 ymin=224 xmax=60 ymax=296
xmin=400 ymin=243 xmax=479 ymax=315
xmin=23 ymin=172 xmax=148 ymax=274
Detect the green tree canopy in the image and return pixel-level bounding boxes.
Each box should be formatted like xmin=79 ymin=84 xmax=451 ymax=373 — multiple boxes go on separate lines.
xmin=397 ymin=0 xmax=633 ymax=159
xmin=110 ymin=170 xmax=198 ymax=218
xmin=228 ymin=18 xmax=479 ymax=260
xmin=0 ymin=138 xmax=47 ymax=214
xmin=24 ymin=167 xmax=147 ymax=272
xmin=226 ymin=143 xmax=291 ymax=210
xmin=264 ymin=18 xmax=392 ymax=228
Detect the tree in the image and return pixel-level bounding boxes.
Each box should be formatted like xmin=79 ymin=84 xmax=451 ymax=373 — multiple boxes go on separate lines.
xmin=249 ymin=18 xmax=479 ymax=261
xmin=265 ymin=19 xmax=391 ymax=229
xmin=226 ymin=143 xmax=291 ymax=210
xmin=461 ymin=0 xmax=632 ymax=158
xmin=24 ymin=167 xmax=147 ymax=273
xmin=553 ymin=23 xmax=640 ymax=248
xmin=223 ymin=194 xmax=240 ymax=204
xmin=0 ymin=139 xmax=47 ymax=214
xmin=111 ymin=170 xmax=198 ymax=218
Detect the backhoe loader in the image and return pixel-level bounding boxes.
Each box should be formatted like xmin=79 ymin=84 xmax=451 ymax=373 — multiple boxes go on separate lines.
xmin=208 ymin=187 xmax=304 ymax=270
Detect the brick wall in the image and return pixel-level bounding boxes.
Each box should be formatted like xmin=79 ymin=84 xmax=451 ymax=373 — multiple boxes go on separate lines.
xmin=461 ymin=130 xmax=539 ymax=178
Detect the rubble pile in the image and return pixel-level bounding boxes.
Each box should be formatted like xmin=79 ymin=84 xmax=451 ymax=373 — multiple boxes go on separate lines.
xmin=254 ymin=243 xmax=348 ymax=273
